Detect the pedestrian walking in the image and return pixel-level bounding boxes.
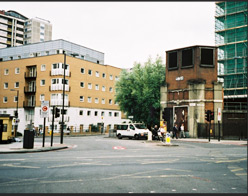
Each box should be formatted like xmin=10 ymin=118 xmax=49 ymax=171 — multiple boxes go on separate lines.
xmin=172 ymin=124 xmax=178 ymax=139
xmin=180 ymin=123 xmax=185 ymax=138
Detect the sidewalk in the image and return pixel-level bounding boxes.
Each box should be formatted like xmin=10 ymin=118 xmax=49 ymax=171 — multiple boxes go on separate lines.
xmin=0 ymin=141 xmax=68 ymax=154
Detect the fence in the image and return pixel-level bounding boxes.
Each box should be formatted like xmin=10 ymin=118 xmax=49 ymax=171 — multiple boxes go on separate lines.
xmin=197 ymin=121 xmax=247 ymax=140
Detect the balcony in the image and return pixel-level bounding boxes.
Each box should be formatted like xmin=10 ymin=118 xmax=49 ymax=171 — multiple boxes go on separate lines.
xmin=50 ymin=69 xmax=71 ymax=77
xmin=23 ymin=101 xmax=36 ymax=108
xmin=24 ymin=71 xmax=37 ymax=79
xmin=49 ymin=85 xmax=70 ymax=92
xmin=50 ymin=100 xmax=70 ymax=107
xmin=24 ymin=86 xmax=36 ymax=93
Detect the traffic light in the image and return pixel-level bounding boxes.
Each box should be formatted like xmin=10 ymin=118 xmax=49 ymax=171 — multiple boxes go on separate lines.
xmin=205 ymin=110 xmax=211 ymax=122
xmin=162 ymin=108 xmax=166 ymax=120
xmin=55 ymin=107 xmax=60 ymax=118
xmin=210 ymin=111 xmax=214 ymax=120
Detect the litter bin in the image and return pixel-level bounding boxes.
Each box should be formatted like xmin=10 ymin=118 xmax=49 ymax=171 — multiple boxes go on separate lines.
xmin=23 ymin=129 xmax=34 ymax=149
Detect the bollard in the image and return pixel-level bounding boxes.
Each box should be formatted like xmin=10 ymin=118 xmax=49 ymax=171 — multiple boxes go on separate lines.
xmin=147 ymin=131 xmax=152 ymax=141
xmin=165 ymin=132 xmax=171 ymax=144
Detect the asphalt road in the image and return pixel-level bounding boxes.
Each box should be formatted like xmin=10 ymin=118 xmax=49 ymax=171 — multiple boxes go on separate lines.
xmin=0 ymin=135 xmax=247 ymax=194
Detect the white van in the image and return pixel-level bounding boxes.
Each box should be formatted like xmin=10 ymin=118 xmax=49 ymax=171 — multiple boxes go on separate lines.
xmin=115 ymin=123 xmax=148 ymax=140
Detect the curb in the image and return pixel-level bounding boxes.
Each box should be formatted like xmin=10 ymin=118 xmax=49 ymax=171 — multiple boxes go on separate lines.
xmin=0 ymin=146 xmax=68 ymax=154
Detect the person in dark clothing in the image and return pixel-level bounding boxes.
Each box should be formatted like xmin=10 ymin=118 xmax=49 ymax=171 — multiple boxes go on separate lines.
xmin=152 ymin=125 xmax=160 ymax=141
xmin=172 ymin=124 xmax=178 ymax=139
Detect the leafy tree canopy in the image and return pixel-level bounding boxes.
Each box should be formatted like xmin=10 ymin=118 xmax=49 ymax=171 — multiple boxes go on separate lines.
xmin=115 ymin=55 xmax=165 ymax=128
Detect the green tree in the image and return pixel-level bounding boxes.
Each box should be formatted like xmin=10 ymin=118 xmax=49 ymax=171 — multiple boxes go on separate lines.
xmin=115 ymin=55 xmax=165 ymax=128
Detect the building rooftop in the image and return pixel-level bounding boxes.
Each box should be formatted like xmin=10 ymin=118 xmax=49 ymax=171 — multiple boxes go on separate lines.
xmin=0 ymin=39 xmax=104 ymax=64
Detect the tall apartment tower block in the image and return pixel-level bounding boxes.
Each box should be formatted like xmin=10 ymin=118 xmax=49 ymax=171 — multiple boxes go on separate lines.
xmin=215 ymin=2 xmax=247 ymax=108
xmin=0 ymin=10 xmax=52 ymax=48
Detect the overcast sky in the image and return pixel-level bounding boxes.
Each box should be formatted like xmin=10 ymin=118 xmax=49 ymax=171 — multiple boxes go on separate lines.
xmin=1 ymin=1 xmax=216 ymax=68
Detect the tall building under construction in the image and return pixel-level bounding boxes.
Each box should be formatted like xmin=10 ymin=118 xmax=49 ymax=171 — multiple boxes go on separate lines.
xmin=215 ymin=1 xmax=247 ymax=109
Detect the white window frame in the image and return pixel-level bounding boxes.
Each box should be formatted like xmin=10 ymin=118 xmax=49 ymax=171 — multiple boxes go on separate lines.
xmin=80 ymin=96 xmax=84 ymax=102
xmin=3 ymin=97 xmax=7 ymax=103
xmin=109 ymin=87 xmax=113 ymax=92
xmin=95 ymin=84 xmax=99 ymax=90
xmin=4 ymin=69 xmax=9 ymax=75
xmin=40 ymin=79 xmax=45 ymax=86
xmin=88 ymin=83 xmax=92 ymax=89
xmin=88 ymin=97 xmax=92 ymax=103
xmin=102 ymin=73 xmax=106 ymax=78
xmin=109 ymin=99 xmax=113 ymax=105
xmin=95 ymin=71 xmax=99 ymax=77
xmin=95 ymin=98 xmax=99 ymax=104
xmin=14 ymin=96 xmax=18 ymax=102
xmin=4 ymin=83 xmax=8 ymax=89
xmin=88 ymin=70 xmax=92 ymax=76
xmin=102 ymin=86 xmax=106 ymax=92
xmin=102 ymin=99 xmax=105 ymax=104
xmin=79 ymin=110 xmax=83 ymax=116
xmin=41 ymin=64 xmax=46 ymax=71
xmin=15 ymin=67 xmax=20 ymax=74
xmin=110 ymin=75 xmax=113 ymax=80
xmin=40 ymin=94 xmax=45 ymax=101
xmin=80 ymin=82 xmax=84 ymax=88
xmin=87 ymin=111 xmax=91 ymax=116
xmin=15 ymin=82 xmax=19 ymax=88
xmin=81 ymin=68 xmax=85 ymax=74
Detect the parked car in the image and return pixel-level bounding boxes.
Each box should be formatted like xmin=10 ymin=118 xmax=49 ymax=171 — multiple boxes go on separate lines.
xmin=116 ymin=123 xmax=148 ymax=140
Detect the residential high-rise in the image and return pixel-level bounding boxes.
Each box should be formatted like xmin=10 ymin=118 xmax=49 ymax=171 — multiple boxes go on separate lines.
xmin=24 ymin=17 xmax=52 ymax=45
xmin=0 ymin=39 xmax=123 ymax=134
xmin=215 ymin=2 xmax=247 ymax=109
xmin=0 ymin=10 xmax=28 ymax=48
xmin=0 ymin=10 xmax=52 ymax=48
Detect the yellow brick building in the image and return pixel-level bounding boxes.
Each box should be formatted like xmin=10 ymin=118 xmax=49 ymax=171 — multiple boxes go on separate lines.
xmin=0 ymin=39 xmax=124 ymax=134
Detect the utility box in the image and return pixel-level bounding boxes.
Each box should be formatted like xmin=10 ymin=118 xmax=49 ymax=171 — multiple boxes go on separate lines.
xmin=23 ymin=129 xmax=34 ymax=149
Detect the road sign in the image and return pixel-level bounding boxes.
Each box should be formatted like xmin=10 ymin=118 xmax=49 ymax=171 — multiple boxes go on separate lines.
xmin=41 ymin=101 xmax=49 ymax=118
xmin=217 ymin=108 xmax=221 ymax=121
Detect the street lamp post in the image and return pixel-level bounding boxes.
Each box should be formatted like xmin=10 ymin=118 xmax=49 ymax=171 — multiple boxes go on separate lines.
xmin=61 ymin=51 xmax=79 ymax=144
xmin=10 ymin=89 xmax=19 ymax=137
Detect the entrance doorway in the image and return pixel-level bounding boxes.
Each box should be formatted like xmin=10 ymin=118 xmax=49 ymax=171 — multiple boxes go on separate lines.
xmin=174 ymin=106 xmax=188 ymax=132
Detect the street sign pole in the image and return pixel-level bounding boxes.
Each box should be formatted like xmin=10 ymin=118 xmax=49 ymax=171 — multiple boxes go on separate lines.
xmin=42 ymin=118 xmax=46 ymax=147
xmin=218 ymin=108 xmax=221 ymax=142
xmin=51 ymin=106 xmax=55 ymax=147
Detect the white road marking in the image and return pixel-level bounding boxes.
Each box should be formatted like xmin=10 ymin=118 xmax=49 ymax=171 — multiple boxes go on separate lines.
xmin=47 ymin=162 xmax=111 ymax=168
xmin=1 ymin=163 xmax=40 ymax=169
xmin=0 ymin=159 xmax=25 ymax=161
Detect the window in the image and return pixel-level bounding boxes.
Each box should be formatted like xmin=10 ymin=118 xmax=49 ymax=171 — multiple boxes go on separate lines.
xmin=102 ymin=99 xmax=105 ymax=104
xmin=102 ymin=73 xmax=106 ymax=78
xmin=95 ymin=84 xmax=99 ymax=90
xmin=102 ymin=86 xmax=106 ymax=91
xmin=53 ymin=63 xmax=59 ymax=69
xmin=15 ymin=82 xmax=19 ymax=88
xmin=114 ymin=112 xmax=119 ymax=117
xmin=168 ymin=51 xmax=178 ymax=70
xmin=97 ymin=60 xmax=100 ymax=64
xmin=81 ymin=68 xmax=85 ymax=74
xmin=101 ymin=111 xmax=105 ymax=117
xmin=52 ymin=79 xmax=59 ymax=84
xmin=80 ymin=82 xmax=84 ymax=88
xmin=40 ymin=94 xmax=45 ymax=101
xmin=15 ymin=68 xmax=20 ymax=74
xmin=14 ymin=96 xmax=18 ymax=102
xmin=109 ymin=99 xmax=112 ymax=105
xmin=87 ymin=111 xmax=91 ymax=116
xmin=96 ymin=71 xmax=99 ymax=77
xmin=88 ymin=70 xmax=92 ymax=75
xmin=109 ymin=112 xmax=112 ymax=117
xmin=4 ymin=83 xmax=8 ymax=89
xmin=115 ymin=76 xmax=119 ymax=81
xmin=41 ymin=64 xmax=46 ymax=71
xmin=40 ymin=80 xmax=45 ymax=86
xmin=110 ymin=75 xmax=113 ymax=80
xmin=4 ymin=69 xmax=9 ymax=75
xmin=3 ymin=97 xmax=7 ymax=103
xmin=95 ymin=98 xmax=99 ymax=103
xmin=80 ymin=96 xmax=84 ymax=102
xmin=79 ymin=110 xmax=83 ymax=115
xmin=88 ymin=97 xmax=92 ymax=103
xmin=200 ymin=48 xmax=214 ymax=67
xmin=88 ymin=83 xmax=92 ymax=89
xmin=62 ymin=79 xmax=68 ymax=85
xmin=109 ymin=87 xmax=113 ymax=92
xmin=182 ymin=48 xmax=193 ymax=68
xmin=95 ymin=111 xmax=98 ymax=116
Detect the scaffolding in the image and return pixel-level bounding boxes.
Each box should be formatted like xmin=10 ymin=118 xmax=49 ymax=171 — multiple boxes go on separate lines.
xmin=215 ymin=1 xmax=247 ymax=98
